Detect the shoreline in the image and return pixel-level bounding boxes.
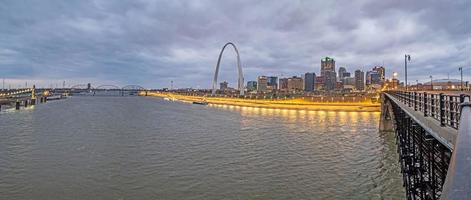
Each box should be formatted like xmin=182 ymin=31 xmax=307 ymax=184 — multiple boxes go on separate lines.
xmin=145 ymin=92 xmax=381 ymax=112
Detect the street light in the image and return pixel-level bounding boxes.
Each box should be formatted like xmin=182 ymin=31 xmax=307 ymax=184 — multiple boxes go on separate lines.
xmin=459 ymin=67 xmax=463 ymax=91
xmin=405 ymin=54 xmax=411 ymax=91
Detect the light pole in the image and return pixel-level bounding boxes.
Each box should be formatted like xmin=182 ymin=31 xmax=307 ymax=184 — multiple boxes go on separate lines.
xmin=416 ymin=80 xmax=419 ymax=91
xmin=459 ymin=67 xmax=463 ymax=91
xmin=430 ymin=75 xmax=433 ymax=91
xmin=405 ymin=54 xmax=411 ymax=91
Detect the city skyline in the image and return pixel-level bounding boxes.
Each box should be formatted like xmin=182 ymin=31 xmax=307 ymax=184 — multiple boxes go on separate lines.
xmin=1 ymin=0 xmax=470 ymax=88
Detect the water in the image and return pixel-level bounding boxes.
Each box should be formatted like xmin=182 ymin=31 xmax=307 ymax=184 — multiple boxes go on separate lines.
xmin=0 ymin=97 xmax=404 ymax=199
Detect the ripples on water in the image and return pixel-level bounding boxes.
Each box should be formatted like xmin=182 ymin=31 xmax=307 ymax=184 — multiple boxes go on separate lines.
xmin=0 ymin=97 xmax=404 ymax=199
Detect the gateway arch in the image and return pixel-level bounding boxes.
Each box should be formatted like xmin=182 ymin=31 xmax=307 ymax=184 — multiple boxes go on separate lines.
xmin=212 ymin=42 xmax=244 ymax=96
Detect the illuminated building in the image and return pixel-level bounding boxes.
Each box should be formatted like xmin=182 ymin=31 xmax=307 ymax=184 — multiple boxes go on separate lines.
xmin=321 ymin=57 xmax=335 ymax=76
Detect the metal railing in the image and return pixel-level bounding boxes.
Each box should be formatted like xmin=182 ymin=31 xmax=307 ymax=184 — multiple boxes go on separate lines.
xmin=388 ymin=91 xmax=469 ymax=129
xmin=387 ymin=91 xmax=471 ymax=199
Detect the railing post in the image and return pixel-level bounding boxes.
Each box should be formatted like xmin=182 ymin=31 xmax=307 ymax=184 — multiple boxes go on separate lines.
xmin=441 ymin=95 xmax=471 ymax=199
xmin=440 ymin=93 xmax=446 ymax=126
xmin=424 ymin=92 xmax=428 ymax=117
xmin=414 ymin=92 xmax=418 ymax=111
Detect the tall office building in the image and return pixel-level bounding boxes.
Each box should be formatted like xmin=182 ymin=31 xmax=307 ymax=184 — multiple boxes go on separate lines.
xmin=267 ymin=76 xmax=278 ymax=91
xmin=354 ymin=70 xmax=365 ymax=91
xmin=247 ymin=81 xmax=257 ymax=91
xmin=324 ymin=71 xmax=337 ymax=91
xmin=366 ymin=71 xmax=381 ymax=85
xmin=372 ymin=66 xmax=385 ymax=83
xmin=338 ymin=67 xmax=347 ymax=80
xmin=304 ymin=72 xmax=316 ymax=92
xmin=321 ymin=57 xmax=335 ymax=76
xmin=257 ymin=76 xmax=268 ymax=93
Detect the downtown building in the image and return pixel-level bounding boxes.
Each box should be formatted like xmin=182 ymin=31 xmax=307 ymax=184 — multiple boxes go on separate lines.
xmin=354 ymin=70 xmax=365 ymax=91
xmin=304 ymin=72 xmax=316 ymax=92
xmin=279 ymin=78 xmax=289 ymax=92
xmin=246 ymin=81 xmax=257 ymax=92
xmin=267 ymin=76 xmax=278 ymax=91
xmin=220 ymin=81 xmax=228 ymax=91
xmin=257 ymin=76 xmax=268 ymax=93
xmin=320 ymin=57 xmax=336 ymax=92
xmin=287 ymin=76 xmax=303 ymax=93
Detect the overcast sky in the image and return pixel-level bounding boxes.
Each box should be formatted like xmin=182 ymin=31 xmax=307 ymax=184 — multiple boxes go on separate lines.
xmin=1 ymin=0 xmax=470 ymax=88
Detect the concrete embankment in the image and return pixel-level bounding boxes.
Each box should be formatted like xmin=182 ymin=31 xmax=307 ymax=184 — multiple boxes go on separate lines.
xmin=146 ymin=92 xmax=381 ymax=112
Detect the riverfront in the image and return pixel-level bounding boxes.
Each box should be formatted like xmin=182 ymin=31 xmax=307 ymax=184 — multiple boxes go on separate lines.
xmin=146 ymin=92 xmax=381 ymax=112
xmin=0 ymin=96 xmax=403 ymax=199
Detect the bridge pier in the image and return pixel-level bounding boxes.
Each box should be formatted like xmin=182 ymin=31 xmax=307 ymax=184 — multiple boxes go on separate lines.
xmin=24 ymin=100 xmax=28 ymax=107
xmin=380 ymin=93 xmax=394 ymax=132
xmin=15 ymin=100 xmax=20 ymax=110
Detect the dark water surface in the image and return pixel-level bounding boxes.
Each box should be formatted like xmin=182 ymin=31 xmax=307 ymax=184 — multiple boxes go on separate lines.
xmin=0 ymin=97 xmax=404 ymax=199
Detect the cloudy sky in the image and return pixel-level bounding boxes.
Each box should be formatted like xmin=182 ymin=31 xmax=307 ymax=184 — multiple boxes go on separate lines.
xmin=1 ymin=0 xmax=470 ymax=89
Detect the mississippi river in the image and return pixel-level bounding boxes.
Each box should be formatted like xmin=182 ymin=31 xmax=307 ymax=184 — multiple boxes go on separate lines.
xmin=0 ymin=96 xmax=404 ymax=199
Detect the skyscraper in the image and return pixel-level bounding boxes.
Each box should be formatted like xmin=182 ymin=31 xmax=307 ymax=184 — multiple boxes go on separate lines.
xmin=267 ymin=76 xmax=278 ymax=90
xmin=304 ymin=72 xmax=316 ymax=92
xmin=372 ymin=66 xmax=385 ymax=83
xmin=257 ymin=76 xmax=268 ymax=93
xmin=355 ymin=70 xmax=365 ymax=91
xmin=324 ymin=71 xmax=337 ymax=91
xmin=338 ymin=67 xmax=346 ymax=80
xmin=321 ymin=57 xmax=335 ymax=76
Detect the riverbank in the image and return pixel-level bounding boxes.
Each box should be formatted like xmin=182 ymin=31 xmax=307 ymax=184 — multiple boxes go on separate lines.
xmin=145 ymin=92 xmax=381 ymax=112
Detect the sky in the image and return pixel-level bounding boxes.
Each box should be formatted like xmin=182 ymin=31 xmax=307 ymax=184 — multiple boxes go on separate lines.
xmin=1 ymin=0 xmax=471 ymax=89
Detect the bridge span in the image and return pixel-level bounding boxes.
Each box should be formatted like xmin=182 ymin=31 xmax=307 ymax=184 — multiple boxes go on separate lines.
xmin=381 ymin=91 xmax=471 ymax=200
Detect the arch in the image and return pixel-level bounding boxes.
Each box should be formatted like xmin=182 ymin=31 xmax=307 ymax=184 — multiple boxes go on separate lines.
xmin=95 ymin=85 xmax=120 ymax=90
xmin=212 ymin=42 xmax=244 ymax=96
xmin=122 ymin=85 xmax=145 ymax=91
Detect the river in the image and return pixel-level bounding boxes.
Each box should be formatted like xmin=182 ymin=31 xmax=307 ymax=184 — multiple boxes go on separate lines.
xmin=0 ymin=96 xmax=404 ymax=199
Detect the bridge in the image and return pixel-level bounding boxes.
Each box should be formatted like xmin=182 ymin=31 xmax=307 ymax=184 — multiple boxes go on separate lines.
xmin=69 ymin=84 xmax=148 ymax=96
xmin=380 ymin=91 xmax=471 ymax=199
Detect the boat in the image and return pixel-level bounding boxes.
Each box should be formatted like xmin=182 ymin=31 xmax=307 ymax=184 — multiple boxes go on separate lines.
xmin=192 ymin=100 xmax=208 ymax=105
xmin=46 ymin=95 xmax=63 ymax=101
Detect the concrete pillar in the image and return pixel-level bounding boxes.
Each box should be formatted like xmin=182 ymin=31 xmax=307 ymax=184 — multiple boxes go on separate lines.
xmin=31 ymin=98 xmax=36 ymax=105
xmin=15 ymin=100 xmax=20 ymax=110
xmin=24 ymin=100 xmax=28 ymax=107
xmin=379 ymin=93 xmax=394 ymax=132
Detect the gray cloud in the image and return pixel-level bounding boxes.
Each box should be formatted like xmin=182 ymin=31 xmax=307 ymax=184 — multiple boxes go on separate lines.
xmin=0 ymin=0 xmax=470 ymax=88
